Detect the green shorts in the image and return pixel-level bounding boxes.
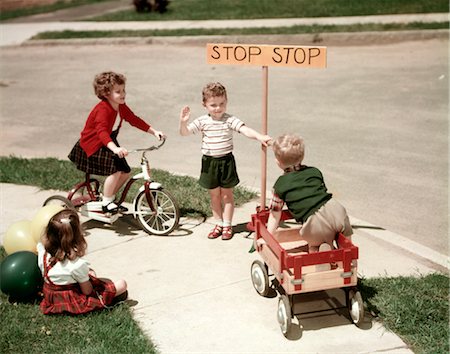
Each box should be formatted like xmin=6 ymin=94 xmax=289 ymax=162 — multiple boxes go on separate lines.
xmin=199 ymin=153 xmax=240 ymax=189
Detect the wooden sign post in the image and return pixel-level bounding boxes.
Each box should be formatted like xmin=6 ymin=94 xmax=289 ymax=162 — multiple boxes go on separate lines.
xmin=206 ymin=43 xmax=327 ymax=208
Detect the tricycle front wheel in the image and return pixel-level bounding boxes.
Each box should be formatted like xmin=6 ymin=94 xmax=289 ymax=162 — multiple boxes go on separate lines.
xmin=134 ymin=188 xmax=180 ymax=235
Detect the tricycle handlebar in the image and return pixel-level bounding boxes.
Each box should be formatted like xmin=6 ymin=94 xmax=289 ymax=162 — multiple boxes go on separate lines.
xmin=130 ymin=137 xmax=166 ymax=153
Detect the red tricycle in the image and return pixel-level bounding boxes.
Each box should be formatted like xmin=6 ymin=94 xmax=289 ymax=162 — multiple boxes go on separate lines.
xmin=249 ymin=208 xmax=364 ymax=337
xmin=43 ymin=138 xmax=180 ymax=236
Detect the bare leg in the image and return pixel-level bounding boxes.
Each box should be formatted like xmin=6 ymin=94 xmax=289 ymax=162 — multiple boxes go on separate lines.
xmin=207 ymin=187 xmax=223 ymax=239
xmin=209 ymin=187 xmax=223 ymax=221
xmin=114 ymin=172 xmax=130 ymax=196
xmin=103 ymin=171 xmax=129 ymax=198
xmin=221 ymin=188 xmax=234 ymax=240
xmin=221 ymin=187 xmax=234 ymax=224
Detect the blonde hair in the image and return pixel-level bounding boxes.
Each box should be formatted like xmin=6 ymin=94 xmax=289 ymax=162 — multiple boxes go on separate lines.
xmin=272 ymin=134 xmax=305 ymax=167
xmin=202 ymin=82 xmax=227 ymax=103
xmin=42 ymin=209 xmax=87 ymax=263
xmin=93 ymin=71 xmax=126 ymax=100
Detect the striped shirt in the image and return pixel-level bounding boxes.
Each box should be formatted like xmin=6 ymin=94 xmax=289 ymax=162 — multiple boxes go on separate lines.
xmin=187 ymin=113 xmax=245 ymax=157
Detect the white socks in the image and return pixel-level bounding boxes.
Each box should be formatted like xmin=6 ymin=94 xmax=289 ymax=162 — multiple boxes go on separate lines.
xmin=214 ymin=220 xmax=231 ymax=227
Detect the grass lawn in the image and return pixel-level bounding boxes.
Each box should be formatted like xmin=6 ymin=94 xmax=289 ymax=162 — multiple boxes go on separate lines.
xmin=0 ymin=156 xmax=257 ymax=219
xmin=33 ymin=21 xmax=449 ymax=40
xmin=0 ymin=249 xmax=157 ymax=354
xmin=0 ymin=156 xmax=449 ymax=353
xmin=359 ymin=274 xmax=449 ymax=353
xmin=0 ymin=0 xmax=111 ymax=21
xmin=87 ymin=0 xmax=450 ymax=21
xmin=2 ymin=0 xmax=449 ymax=22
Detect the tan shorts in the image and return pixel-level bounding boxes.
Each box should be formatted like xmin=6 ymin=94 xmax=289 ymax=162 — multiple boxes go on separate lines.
xmin=299 ymin=198 xmax=353 ymax=249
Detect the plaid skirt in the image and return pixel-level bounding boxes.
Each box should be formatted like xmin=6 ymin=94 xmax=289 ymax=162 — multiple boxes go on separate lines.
xmin=40 ymin=276 xmax=117 ymax=315
xmin=68 ymin=133 xmax=131 ymax=176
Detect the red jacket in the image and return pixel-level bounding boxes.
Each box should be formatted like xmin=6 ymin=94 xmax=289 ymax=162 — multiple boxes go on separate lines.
xmin=80 ymin=100 xmax=150 ymax=157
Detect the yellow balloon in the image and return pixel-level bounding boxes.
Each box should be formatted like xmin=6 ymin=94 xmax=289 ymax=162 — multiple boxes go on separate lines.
xmin=31 ymin=205 xmax=65 ymax=242
xmin=3 ymin=220 xmax=36 ymax=255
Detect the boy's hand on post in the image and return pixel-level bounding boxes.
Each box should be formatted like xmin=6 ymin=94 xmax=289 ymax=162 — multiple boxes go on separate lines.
xmin=260 ymin=134 xmax=272 ymax=147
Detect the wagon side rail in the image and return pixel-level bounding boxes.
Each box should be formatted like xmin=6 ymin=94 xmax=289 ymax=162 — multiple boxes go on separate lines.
xmin=254 ymin=214 xmax=287 ymax=279
xmin=285 ymin=233 xmax=358 ymax=290
xmin=249 ymin=208 xmax=293 ymax=231
xmin=253 ymin=209 xmax=301 ymax=281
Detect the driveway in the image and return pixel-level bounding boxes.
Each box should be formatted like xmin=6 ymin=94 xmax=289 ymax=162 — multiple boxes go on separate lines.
xmin=0 ymin=34 xmax=448 ymax=256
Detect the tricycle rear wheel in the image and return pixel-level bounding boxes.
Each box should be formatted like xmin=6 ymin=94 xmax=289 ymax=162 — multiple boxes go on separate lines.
xmin=43 ymin=195 xmax=75 ymax=210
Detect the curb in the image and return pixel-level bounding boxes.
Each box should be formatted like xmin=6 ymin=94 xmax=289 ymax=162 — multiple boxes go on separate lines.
xmin=349 ymin=216 xmax=450 ymax=271
xmin=18 ymin=29 xmax=449 ymax=47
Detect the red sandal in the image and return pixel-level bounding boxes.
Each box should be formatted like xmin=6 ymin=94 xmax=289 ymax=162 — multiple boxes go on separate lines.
xmin=208 ymin=225 xmax=222 ymax=239
xmin=221 ymin=226 xmax=233 ymax=240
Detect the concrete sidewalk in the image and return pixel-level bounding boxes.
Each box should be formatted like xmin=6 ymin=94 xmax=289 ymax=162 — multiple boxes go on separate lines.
xmin=1 ymin=13 xmax=448 ymax=46
xmin=0 ymin=183 xmax=446 ymax=353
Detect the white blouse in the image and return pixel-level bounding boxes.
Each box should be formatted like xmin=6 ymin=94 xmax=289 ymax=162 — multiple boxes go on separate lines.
xmin=37 ymin=242 xmax=90 ymax=285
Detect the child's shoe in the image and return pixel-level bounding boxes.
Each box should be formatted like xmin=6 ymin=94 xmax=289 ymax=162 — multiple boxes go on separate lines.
xmin=102 ymin=202 xmax=120 ymax=214
xmin=112 ymin=290 xmax=128 ymax=305
xmin=221 ymin=226 xmax=233 ymax=240
xmin=315 ymin=243 xmax=332 ymax=272
xmin=318 ymin=243 xmax=332 ymax=252
xmin=208 ymin=225 xmax=222 ymax=239
xmin=115 ymin=203 xmax=128 ymax=213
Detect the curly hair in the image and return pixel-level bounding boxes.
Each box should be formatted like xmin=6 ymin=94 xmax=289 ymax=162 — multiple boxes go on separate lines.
xmin=272 ymin=134 xmax=305 ymax=167
xmin=202 ymin=82 xmax=227 ymax=103
xmin=42 ymin=209 xmax=87 ymax=263
xmin=93 ymin=71 xmax=126 ymax=100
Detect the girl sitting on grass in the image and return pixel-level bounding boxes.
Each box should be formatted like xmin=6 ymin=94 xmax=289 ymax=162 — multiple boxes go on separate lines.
xmin=37 ymin=209 xmax=127 ymax=315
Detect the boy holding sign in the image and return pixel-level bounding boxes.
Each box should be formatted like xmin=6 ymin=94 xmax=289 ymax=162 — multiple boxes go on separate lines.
xmin=179 ymin=82 xmax=271 ymax=240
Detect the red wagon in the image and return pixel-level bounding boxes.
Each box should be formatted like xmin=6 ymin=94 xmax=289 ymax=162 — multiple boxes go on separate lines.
xmin=249 ymin=209 xmax=364 ymax=337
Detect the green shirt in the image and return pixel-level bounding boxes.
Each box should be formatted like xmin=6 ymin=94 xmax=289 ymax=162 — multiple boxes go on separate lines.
xmin=273 ymin=165 xmax=332 ymax=222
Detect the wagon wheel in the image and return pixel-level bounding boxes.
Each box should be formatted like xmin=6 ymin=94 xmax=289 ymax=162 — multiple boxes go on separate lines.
xmin=250 ymin=260 xmax=270 ymax=297
xmin=277 ymin=294 xmax=292 ymax=337
xmin=347 ymin=288 xmax=364 ymax=326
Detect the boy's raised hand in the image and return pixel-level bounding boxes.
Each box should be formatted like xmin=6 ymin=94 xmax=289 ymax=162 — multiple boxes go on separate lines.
xmin=180 ymin=106 xmax=191 ymax=123
xmin=179 ymin=106 xmax=192 ymax=136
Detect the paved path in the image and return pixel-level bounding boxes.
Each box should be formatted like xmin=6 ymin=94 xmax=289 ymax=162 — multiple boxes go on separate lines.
xmin=0 ymin=183 xmax=445 ymax=353
xmin=1 ymin=35 xmax=448 ymax=257
xmin=1 ymin=13 xmax=448 ymax=46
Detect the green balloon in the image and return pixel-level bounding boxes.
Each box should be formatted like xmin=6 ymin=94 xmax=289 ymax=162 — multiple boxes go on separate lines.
xmin=0 ymin=251 xmax=43 ymax=302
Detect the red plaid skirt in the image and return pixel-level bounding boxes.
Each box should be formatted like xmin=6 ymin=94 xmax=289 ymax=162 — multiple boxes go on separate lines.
xmin=40 ymin=276 xmax=117 ymax=315
xmin=68 ymin=140 xmax=131 ymax=176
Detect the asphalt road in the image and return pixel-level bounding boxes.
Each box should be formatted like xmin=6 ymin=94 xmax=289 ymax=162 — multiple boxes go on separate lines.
xmin=0 ymin=36 xmax=448 ymax=256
